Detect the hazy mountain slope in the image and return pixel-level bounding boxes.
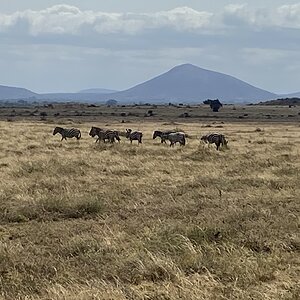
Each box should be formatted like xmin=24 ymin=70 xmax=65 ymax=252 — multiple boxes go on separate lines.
xmin=109 ymin=64 xmax=276 ymax=103
xmin=78 ymin=88 xmax=118 ymax=94
xmin=0 ymin=85 xmax=37 ymax=100
xmin=0 ymin=64 xmax=280 ymax=103
xmin=37 ymin=93 xmax=107 ymax=102
xmin=279 ymin=92 xmax=300 ymax=98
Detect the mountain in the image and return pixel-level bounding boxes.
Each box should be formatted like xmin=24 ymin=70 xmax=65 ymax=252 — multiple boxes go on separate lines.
xmin=38 ymin=93 xmax=108 ymax=102
xmin=107 ymin=64 xmax=276 ymax=103
xmin=78 ymin=88 xmax=118 ymax=94
xmin=279 ymin=91 xmax=300 ymax=98
xmin=0 ymin=64 xmax=282 ymax=103
xmin=0 ymin=85 xmax=37 ymax=100
xmin=257 ymin=98 xmax=300 ymax=106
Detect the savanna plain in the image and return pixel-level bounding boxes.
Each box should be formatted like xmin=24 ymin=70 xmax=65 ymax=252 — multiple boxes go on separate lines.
xmin=0 ymin=104 xmax=299 ymax=300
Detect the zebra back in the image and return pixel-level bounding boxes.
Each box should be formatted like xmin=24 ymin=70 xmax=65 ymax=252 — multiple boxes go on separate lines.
xmin=202 ymin=133 xmax=228 ymax=150
xmin=126 ymin=129 xmax=143 ymax=143
xmin=167 ymin=132 xmax=186 ymax=146
xmin=53 ymin=127 xmax=81 ymax=140
xmin=153 ymin=130 xmax=176 ymax=142
xmin=90 ymin=127 xmax=120 ymax=143
xmin=104 ymin=130 xmax=121 ymax=143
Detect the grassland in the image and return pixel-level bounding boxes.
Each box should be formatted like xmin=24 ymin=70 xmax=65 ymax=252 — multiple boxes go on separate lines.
xmin=0 ymin=108 xmax=299 ymax=299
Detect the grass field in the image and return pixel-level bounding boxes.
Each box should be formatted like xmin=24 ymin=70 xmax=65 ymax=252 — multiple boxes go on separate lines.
xmin=0 ymin=114 xmax=299 ymax=299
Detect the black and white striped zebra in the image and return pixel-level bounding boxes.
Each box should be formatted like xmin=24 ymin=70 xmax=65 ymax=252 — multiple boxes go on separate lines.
xmin=53 ymin=127 xmax=81 ymax=141
xmin=162 ymin=132 xmax=186 ymax=147
xmin=89 ymin=127 xmax=120 ymax=143
xmin=200 ymin=133 xmax=228 ymax=150
xmin=126 ymin=129 xmax=143 ymax=144
xmin=153 ymin=130 xmax=176 ymax=143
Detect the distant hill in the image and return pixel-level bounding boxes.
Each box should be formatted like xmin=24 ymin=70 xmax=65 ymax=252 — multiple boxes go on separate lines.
xmin=0 ymin=85 xmax=37 ymax=100
xmin=279 ymin=92 xmax=300 ymax=98
xmin=106 ymin=64 xmax=276 ymax=103
xmin=37 ymin=93 xmax=106 ymax=102
xmin=0 ymin=64 xmax=288 ymax=104
xmin=257 ymin=97 xmax=300 ymax=106
xmin=78 ymin=88 xmax=118 ymax=94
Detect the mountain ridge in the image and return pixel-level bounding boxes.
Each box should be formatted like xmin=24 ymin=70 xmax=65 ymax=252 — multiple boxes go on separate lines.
xmin=78 ymin=88 xmax=118 ymax=94
xmin=0 ymin=85 xmax=37 ymax=100
xmin=0 ymin=64 xmax=294 ymax=103
xmin=106 ymin=64 xmax=276 ymax=103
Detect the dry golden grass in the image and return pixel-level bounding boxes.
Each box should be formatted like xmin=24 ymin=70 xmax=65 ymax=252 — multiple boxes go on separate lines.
xmin=0 ymin=120 xmax=299 ymax=299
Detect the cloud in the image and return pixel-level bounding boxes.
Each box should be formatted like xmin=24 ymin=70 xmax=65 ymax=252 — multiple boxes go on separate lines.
xmin=0 ymin=5 xmax=215 ymax=36
xmin=0 ymin=4 xmax=300 ymax=44
xmin=276 ymin=4 xmax=300 ymax=29
xmin=1 ymin=4 xmax=300 ymax=93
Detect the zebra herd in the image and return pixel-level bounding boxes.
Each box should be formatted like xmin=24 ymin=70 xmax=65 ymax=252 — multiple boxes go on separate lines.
xmin=53 ymin=126 xmax=228 ymax=150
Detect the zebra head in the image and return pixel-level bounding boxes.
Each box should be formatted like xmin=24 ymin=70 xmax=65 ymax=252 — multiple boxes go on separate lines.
xmin=53 ymin=127 xmax=62 ymax=135
xmin=114 ymin=131 xmax=121 ymax=142
xmin=221 ymin=135 xmax=228 ymax=147
xmin=200 ymin=135 xmax=208 ymax=142
xmin=125 ymin=129 xmax=132 ymax=138
xmin=153 ymin=130 xmax=162 ymax=139
xmin=89 ymin=126 xmax=99 ymax=137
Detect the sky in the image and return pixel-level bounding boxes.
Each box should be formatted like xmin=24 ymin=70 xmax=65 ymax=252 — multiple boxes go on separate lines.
xmin=0 ymin=1 xmax=300 ymax=94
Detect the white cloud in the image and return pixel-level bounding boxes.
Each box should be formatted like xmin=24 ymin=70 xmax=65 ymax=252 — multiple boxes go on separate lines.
xmin=0 ymin=5 xmax=216 ymax=36
xmin=276 ymin=4 xmax=300 ymax=28
xmin=1 ymin=4 xmax=300 ymax=39
xmin=1 ymin=3 xmax=300 ymax=93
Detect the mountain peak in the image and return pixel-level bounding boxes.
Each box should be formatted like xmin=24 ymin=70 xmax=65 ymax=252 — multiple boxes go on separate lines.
xmin=112 ymin=63 xmax=276 ymax=103
xmin=171 ymin=63 xmax=201 ymax=71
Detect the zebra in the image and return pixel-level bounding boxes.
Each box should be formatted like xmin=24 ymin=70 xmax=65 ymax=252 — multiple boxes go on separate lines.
xmin=153 ymin=130 xmax=176 ymax=143
xmin=200 ymin=133 xmax=228 ymax=150
xmin=89 ymin=127 xmax=120 ymax=143
xmin=53 ymin=127 xmax=81 ymax=141
xmin=125 ymin=129 xmax=143 ymax=144
xmin=162 ymin=132 xmax=186 ymax=147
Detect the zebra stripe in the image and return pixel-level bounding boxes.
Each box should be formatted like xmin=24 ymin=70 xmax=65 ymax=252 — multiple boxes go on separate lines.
xmin=153 ymin=130 xmax=176 ymax=143
xmin=126 ymin=129 xmax=143 ymax=144
xmin=162 ymin=132 xmax=186 ymax=147
xmin=53 ymin=127 xmax=81 ymax=141
xmin=200 ymin=133 xmax=228 ymax=150
xmin=89 ymin=127 xmax=120 ymax=143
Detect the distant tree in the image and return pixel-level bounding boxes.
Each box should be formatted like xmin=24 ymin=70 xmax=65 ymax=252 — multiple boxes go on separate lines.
xmin=106 ymin=99 xmax=118 ymax=106
xmin=203 ymin=99 xmax=223 ymax=112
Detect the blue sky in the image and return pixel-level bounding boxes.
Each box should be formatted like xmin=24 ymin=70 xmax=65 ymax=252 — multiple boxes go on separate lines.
xmin=1 ymin=1 xmax=300 ymax=94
